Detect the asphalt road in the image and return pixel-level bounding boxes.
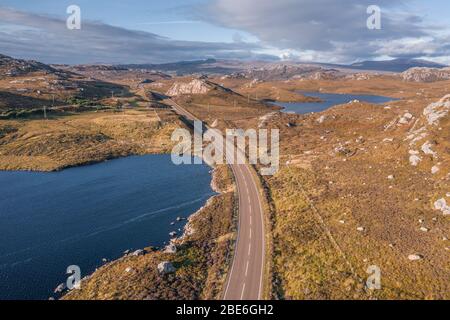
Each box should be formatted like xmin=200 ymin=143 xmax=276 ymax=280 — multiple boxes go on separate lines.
xmin=168 ymin=99 xmax=265 ymax=300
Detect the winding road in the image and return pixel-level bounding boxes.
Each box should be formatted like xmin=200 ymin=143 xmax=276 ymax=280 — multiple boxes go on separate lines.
xmin=168 ymin=99 xmax=265 ymax=300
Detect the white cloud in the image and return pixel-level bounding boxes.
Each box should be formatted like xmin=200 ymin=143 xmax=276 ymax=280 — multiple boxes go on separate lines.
xmin=200 ymin=0 xmax=450 ymax=63
xmin=0 ymin=7 xmax=274 ymax=64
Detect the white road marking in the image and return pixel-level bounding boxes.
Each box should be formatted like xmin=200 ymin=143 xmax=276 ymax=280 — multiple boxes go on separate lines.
xmin=245 ymin=260 xmax=250 ymax=276
xmin=240 ymin=283 xmax=246 ymax=300
xmin=248 ymin=243 xmax=251 ymax=256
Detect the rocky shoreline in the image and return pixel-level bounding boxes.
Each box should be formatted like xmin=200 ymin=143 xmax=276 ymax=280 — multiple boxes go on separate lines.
xmin=61 ymin=164 xmax=236 ymax=300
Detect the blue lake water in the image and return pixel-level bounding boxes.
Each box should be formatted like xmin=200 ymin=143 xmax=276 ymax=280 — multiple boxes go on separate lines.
xmin=0 ymin=155 xmax=213 ymax=300
xmin=273 ymin=91 xmax=396 ymax=114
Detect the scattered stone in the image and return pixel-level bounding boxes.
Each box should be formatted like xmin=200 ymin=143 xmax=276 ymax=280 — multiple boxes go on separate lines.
xmin=317 ymin=115 xmax=326 ymax=124
xmin=123 ymin=249 xmax=130 ymax=255
xmin=431 ymin=166 xmax=440 ymax=174
xmin=157 ymin=261 xmax=176 ymax=274
xmin=102 ymin=258 xmax=107 ymax=263
xmin=421 ymin=141 xmax=437 ymax=157
xmin=387 ymin=175 xmax=394 ymax=180
xmin=334 ymin=144 xmax=352 ymax=156
xmin=169 ymin=231 xmax=177 ymax=237
xmin=408 ymin=254 xmax=423 ymax=261
xmin=164 ymin=244 xmax=177 ymax=254
xmin=132 ymin=249 xmax=145 ymax=256
xmin=419 ymin=227 xmax=429 ymax=232
xmin=357 ymin=227 xmax=365 ymax=232
xmin=339 ymin=220 xmax=345 ymax=224
xmin=125 ymin=267 xmax=132 ymax=273
xmin=54 ymin=283 xmax=67 ymax=293
xmin=398 ymin=112 xmax=413 ymax=124
xmin=434 ymin=198 xmax=450 ymax=215
xmin=409 ymin=155 xmax=422 ymax=166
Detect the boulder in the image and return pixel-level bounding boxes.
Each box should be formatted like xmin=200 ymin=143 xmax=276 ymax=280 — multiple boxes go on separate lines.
xmin=132 ymin=249 xmax=145 ymax=256
xmin=54 ymin=283 xmax=67 ymax=293
xmin=164 ymin=244 xmax=177 ymax=254
xmin=408 ymin=254 xmax=423 ymax=261
xmin=398 ymin=112 xmax=413 ymax=124
xmin=409 ymin=155 xmax=422 ymax=166
xmin=157 ymin=261 xmax=176 ymax=274
xmin=169 ymin=231 xmax=178 ymax=237
xmin=317 ymin=115 xmax=326 ymax=124
xmin=434 ymin=198 xmax=450 ymax=215
xmin=421 ymin=141 xmax=437 ymax=157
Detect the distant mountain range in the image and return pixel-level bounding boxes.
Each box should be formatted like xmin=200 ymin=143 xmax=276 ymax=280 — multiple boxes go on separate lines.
xmin=2 ymin=52 xmax=447 ymax=77
xmin=345 ymin=58 xmax=447 ymax=72
xmin=118 ymin=59 xmax=237 ymax=75
xmin=119 ymin=57 xmax=448 ymax=74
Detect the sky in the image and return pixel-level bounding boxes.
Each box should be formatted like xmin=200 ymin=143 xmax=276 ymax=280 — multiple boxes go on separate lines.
xmin=0 ymin=0 xmax=449 ymax=65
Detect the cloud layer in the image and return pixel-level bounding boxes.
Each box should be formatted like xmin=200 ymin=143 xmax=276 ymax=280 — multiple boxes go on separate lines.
xmin=0 ymin=2 xmax=449 ymax=65
xmin=201 ymin=0 xmax=450 ymax=63
xmin=0 ymin=7 xmax=272 ymax=64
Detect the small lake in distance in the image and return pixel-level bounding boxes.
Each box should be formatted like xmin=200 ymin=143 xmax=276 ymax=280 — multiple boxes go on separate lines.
xmin=0 ymin=155 xmax=213 ymax=300
xmin=273 ymin=91 xmax=396 ymax=114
